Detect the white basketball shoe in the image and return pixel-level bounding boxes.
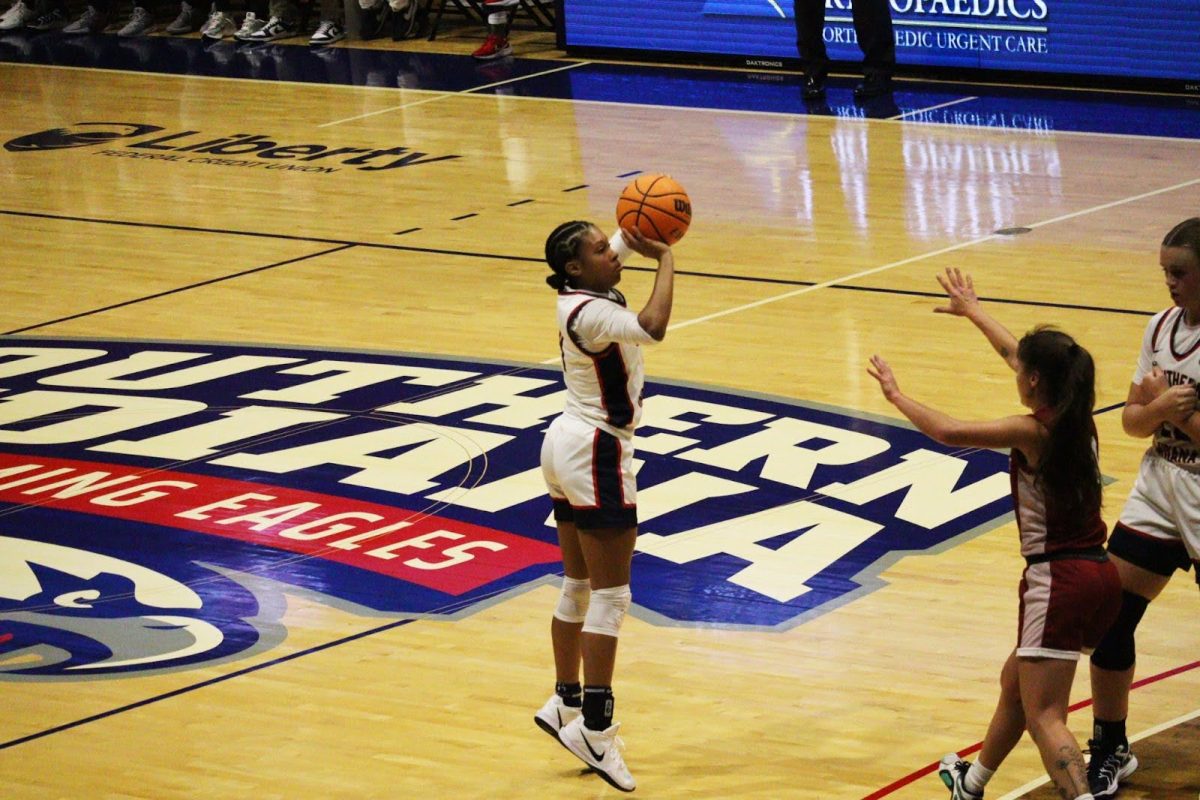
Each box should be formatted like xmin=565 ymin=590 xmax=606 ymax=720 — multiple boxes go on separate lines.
xmin=533 ymin=693 xmax=581 ymax=744
xmin=558 ymin=715 xmax=635 ymax=792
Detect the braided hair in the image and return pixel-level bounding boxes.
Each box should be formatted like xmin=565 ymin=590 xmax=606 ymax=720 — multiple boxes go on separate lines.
xmin=1163 ymin=218 xmax=1200 ymax=263
xmin=1017 ymin=326 xmax=1101 ymax=517
xmin=544 ymin=220 xmax=594 ymax=290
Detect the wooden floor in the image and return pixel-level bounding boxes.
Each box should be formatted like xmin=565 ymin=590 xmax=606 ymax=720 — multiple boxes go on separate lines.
xmin=2 ymin=28 xmax=1199 ymax=800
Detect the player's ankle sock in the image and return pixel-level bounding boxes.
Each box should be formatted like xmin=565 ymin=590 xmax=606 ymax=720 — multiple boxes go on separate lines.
xmin=965 ymin=762 xmax=994 ymax=794
xmin=1093 ymin=717 xmax=1127 ymax=747
xmin=556 ymin=681 xmax=582 ymax=708
xmin=582 ymin=685 xmax=613 ymax=730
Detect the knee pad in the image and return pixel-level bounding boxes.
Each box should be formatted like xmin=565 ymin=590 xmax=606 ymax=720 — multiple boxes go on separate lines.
xmin=553 ymin=577 xmax=591 ymax=624
xmin=581 ymin=585 xmax=631 ymax=637
xmin=1091 ymin=591 xmax=1150 ymax=671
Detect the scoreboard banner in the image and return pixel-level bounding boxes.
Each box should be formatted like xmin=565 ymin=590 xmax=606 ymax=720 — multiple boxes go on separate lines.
xmin=562 ymin=0 xmax=1200 ymax=87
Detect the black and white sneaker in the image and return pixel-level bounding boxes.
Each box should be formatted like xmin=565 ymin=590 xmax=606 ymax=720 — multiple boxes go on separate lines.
xmin=1087 ymin=740 xmax=1138 ymax=798
xmin=533 ymin=693 xmax=581 ymax=745
xmin=308 ymin=18 xmax=343 ymax=45
xmin=558 ymin=716 xmax=635 ymax=793
xmin=26 ymin=6 xmax=67 ymax=29
xmin=938 ymin=755 xmax=983 ymax=800
xmin=244 ymin=14 xmax=297 ymax=41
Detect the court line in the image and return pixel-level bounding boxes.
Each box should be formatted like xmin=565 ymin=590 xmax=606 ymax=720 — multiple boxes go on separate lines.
xmin=775 ymin=279 xmax=1153 ymax=318
xmin=0 ymin=209 xmax=1161 ymax=324
xmin=994 ymin=707 xmax=1200 ymax=799
xmin=0 ymin=553 xmax=546 ymax=751
xmin=0 ymin=209 xmax=534 ymax=259
xmin=666 ymin=175 xmax=1200 ymax=335
xmin=6 ymin=53 xmax=1194 ymax=102
xmin=2 ymin=244 xmax=356 ymax=336
xmin=418 ymin=90 xmax=1200 ymax=144
xmin=0 ymin=617 xmax=416 ymax=751
xmin=317 ymin=60 xmax=591 ymax=128
xmin=892 ymin=95 xmax=979 ymax=120
xmin=0 ymin=60 xmax=457 ymax=93
xmin=861 ymin=657 xmax=1200 ymax=799
xmin=8 ymin=59 xmax=1200 ymax=149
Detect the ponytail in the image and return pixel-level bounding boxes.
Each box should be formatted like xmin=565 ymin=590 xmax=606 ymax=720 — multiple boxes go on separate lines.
xmin=1017 ymin=327 xmax=1102 ymax=516
xmin=544 ymin=221 xmax=593 ymax=291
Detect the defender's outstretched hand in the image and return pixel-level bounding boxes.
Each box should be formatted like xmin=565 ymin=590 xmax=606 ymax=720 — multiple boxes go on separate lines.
xmin=934 ymin=268 xmax=980 ymax=316
xmin=868 ymin=355 xmax=902 ymax=404
xmin=934 ymin=267 xmax=1020 ymax=370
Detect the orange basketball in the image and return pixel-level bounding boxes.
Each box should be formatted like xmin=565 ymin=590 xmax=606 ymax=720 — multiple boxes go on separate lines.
xmin=615 ymin=174 xmax=692 ymax=245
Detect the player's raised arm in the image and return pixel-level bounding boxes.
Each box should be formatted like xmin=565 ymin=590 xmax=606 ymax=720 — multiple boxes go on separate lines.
xmin=624 ymin=228 xmax=675 ymax=341
xmin=867 ymin=354 xmax=1042 ymax=452
xmin=935 ymin=268 xmax=1021 ymax=371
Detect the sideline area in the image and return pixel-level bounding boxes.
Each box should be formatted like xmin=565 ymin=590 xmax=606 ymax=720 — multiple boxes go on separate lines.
xmin=3 ymin=28 xmax=1200 ymax=138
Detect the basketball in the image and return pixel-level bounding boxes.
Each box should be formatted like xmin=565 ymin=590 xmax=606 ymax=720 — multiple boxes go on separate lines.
xmin=615 ymin=174 xmax=692 ymax=245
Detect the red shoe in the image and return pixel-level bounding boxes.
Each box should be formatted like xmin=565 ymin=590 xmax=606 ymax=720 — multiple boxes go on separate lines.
xmin=471 ymin=32 xmax=511 ymax=60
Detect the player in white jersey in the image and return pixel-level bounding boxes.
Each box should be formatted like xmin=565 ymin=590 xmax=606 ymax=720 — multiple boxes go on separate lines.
xmin=534 ymin=220 xmax=674 ymax=793
xmin=1087 ymin=218 xmax=1200 ymax=798
xmin=869 ymin=269 xmax=1116 ymax=800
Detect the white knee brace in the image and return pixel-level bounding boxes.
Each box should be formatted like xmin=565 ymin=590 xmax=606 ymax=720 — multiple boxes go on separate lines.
xmin=581 ymin=585 xmax=631 ymax=637
xmin=553 ymin=577 xmax=591 ymax=624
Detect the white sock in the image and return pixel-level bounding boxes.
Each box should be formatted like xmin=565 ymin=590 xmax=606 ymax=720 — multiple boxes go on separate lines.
xmin=964 ymin=762 xmax=994 ymax=794
xmin=1074 ymin=794 xmax=1094 ymax=800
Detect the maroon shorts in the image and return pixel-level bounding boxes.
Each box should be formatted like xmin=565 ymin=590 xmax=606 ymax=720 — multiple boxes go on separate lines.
xmin=1016 ymin=556 xmax=1121 ymax=660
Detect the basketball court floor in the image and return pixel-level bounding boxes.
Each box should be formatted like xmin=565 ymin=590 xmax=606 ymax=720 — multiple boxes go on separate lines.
xmin=1 ymin=19 xmax=1199 ymax=799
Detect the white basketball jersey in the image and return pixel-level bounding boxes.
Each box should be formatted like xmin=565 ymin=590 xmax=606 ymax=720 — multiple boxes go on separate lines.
xmin=1135 ymin=307 xmax=1200 ymax=470
xmin=556 ymin=288 xmax=655 ymax=439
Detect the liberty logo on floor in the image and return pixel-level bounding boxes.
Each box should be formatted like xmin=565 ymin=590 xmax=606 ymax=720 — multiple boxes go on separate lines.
xmin=4 ymin=123 xmax=164 ymax=152
xmin=4 ymin=122 xmax=461 ymax=173
xmin=0 ymin=339 xmax=1012 ymax=678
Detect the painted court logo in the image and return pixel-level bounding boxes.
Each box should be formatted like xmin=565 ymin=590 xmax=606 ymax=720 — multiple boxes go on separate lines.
xmin=4 ymin=122 xmax=460 ymax=175
xmin=4 ymin=123 xmax=165 ymax=152
xmin=0 ymin=340 xmax=1013 ymax=679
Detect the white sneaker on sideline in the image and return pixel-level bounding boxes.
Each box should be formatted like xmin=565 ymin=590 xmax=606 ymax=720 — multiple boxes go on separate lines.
xmin=0 ymin=0 xmax=35 ymax=28
xmin=232 ymin=11 xmax=264 ymax=40
xmin=117 ymin=7 xmax=156 ymax=36
xmin=199 ymin=9 xmax=234 ymax=39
